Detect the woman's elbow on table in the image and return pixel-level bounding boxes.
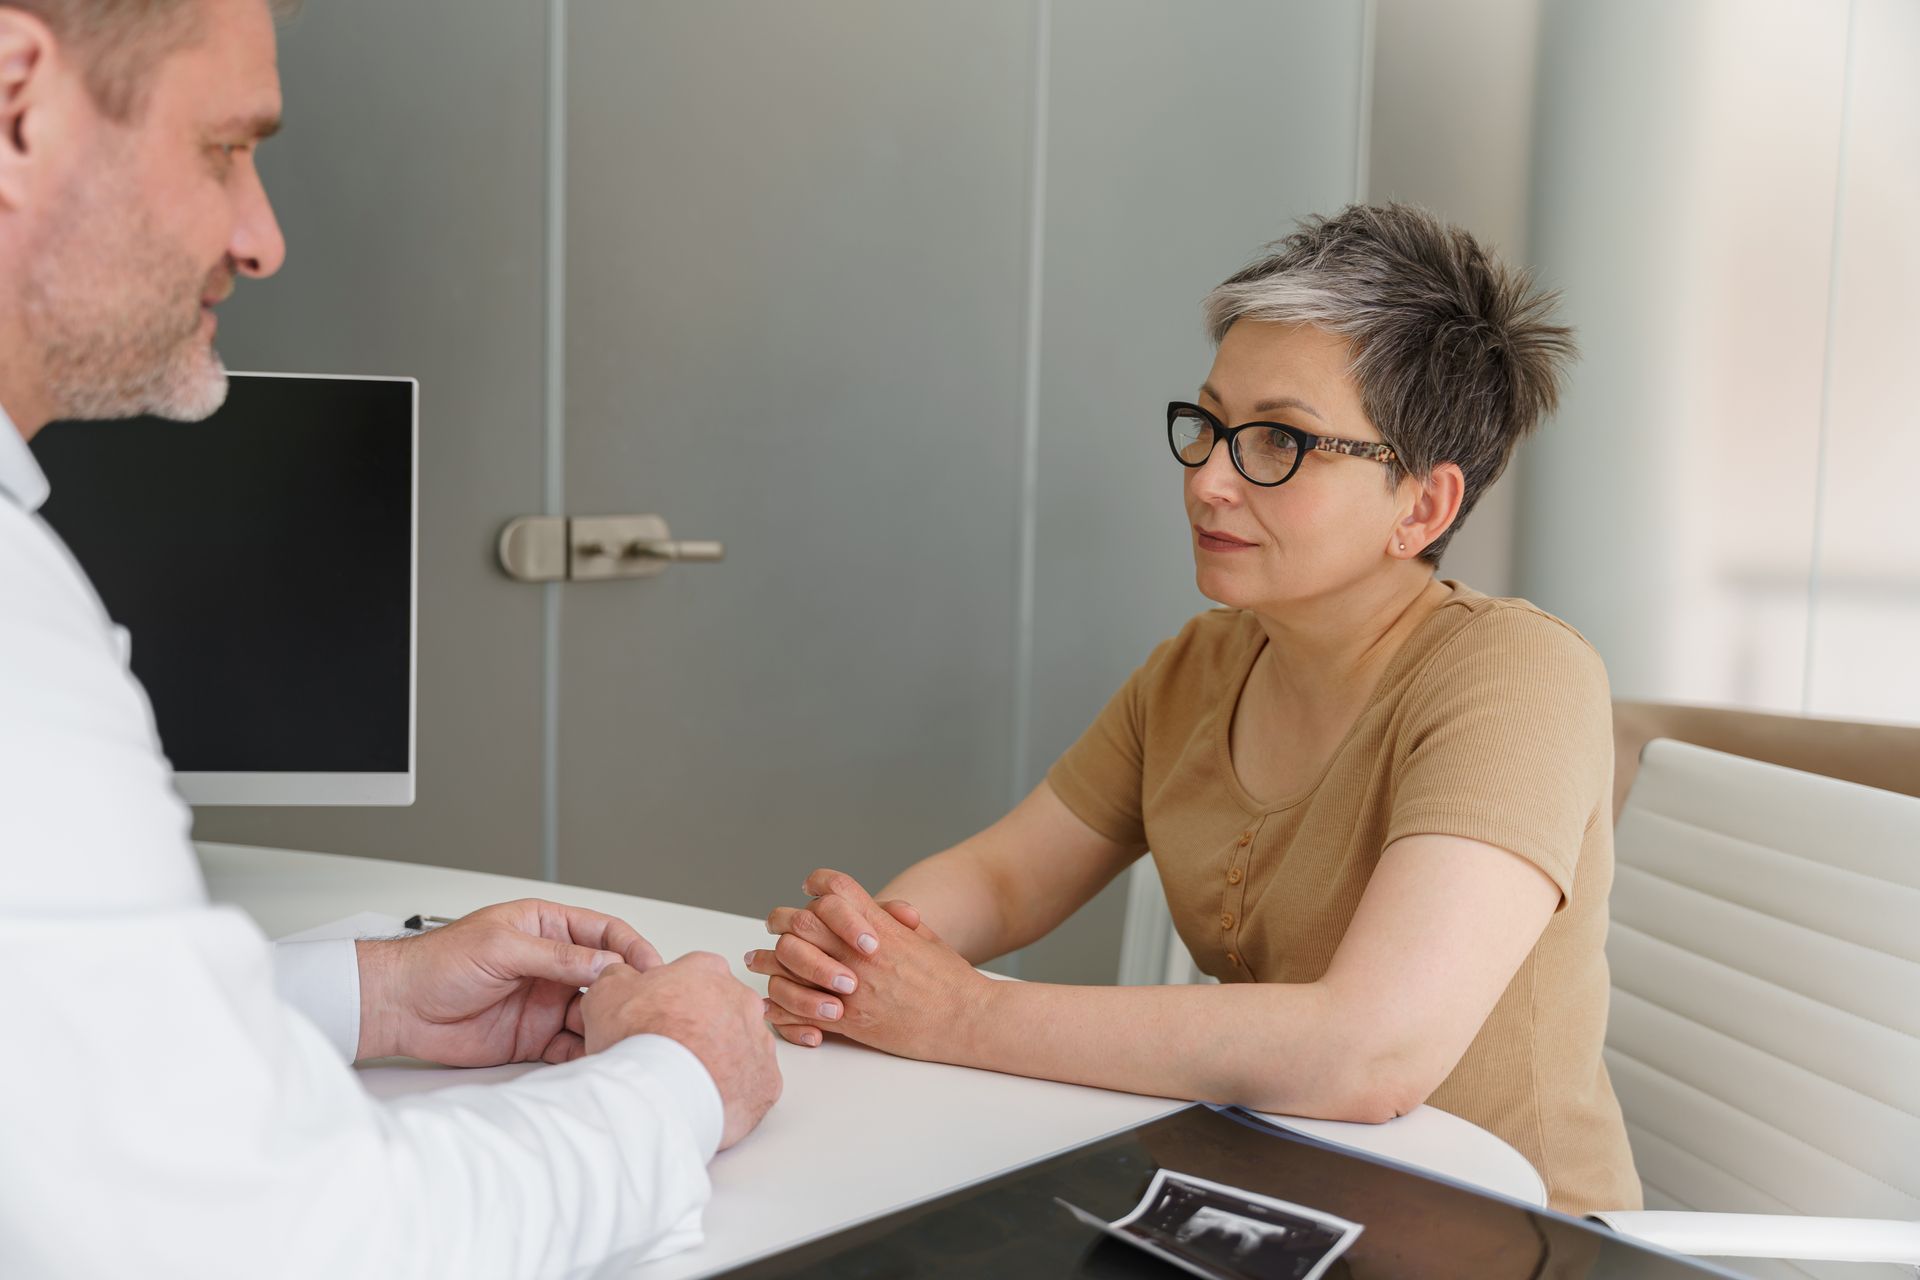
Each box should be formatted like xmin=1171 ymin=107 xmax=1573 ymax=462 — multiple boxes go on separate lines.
xmin=1328 ymin=1058 xmax=1439 ymax=1124
xmin=1232 ymin=1063 xmax=1435 ymax=1125
xmin=1224 ymin=1012 xmax=1444 ymax=1124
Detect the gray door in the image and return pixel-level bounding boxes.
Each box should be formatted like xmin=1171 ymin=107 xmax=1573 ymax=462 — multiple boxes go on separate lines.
xmin=555 ymin=0 xmax=1037 ymax=939
xmin=197 ymin=0 xmax=1369 ymax=984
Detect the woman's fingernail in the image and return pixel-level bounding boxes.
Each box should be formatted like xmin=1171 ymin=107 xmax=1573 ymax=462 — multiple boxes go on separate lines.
xmin=857 ymin=933 xmax=878 ymax=954
xmin=818 ymin=1001 xmax=841 ymax=1020
xmin=762 ymin=998 xmax=772 ymax=1015
xmin=805 ymin=1031 xmax=821 ymax=1046
xmin=744 ymin=950 xmax=757 ymax=967
xmin=831 ymin=975 xmax=855 ymax=994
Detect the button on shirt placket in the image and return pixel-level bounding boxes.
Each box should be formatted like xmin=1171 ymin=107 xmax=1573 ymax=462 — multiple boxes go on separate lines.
xmin=1222 ymin=824 xmax=1256 ymax=973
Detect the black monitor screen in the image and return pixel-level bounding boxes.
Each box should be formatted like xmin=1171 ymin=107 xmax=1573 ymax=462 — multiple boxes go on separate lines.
xmin=32 ymin=374 xmax=413 ymax=774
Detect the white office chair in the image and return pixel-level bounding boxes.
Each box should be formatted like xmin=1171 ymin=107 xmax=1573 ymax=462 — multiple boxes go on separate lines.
xmin=1594 ymin=739 xmax=1920 ymax=1277
xmin=1116 ymin=858 xmax=1207 ymax=986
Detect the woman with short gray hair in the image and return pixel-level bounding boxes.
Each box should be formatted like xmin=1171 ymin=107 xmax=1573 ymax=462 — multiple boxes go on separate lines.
xmin=749 ymin=203 xmax=1638 ymax=1216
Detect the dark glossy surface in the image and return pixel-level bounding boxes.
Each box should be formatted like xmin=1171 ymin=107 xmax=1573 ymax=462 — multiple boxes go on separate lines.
xmin=718 ymin=1106 xmax=1739 ymax=1279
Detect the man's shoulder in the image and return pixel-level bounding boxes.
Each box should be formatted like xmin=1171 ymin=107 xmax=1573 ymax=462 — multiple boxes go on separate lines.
xmin=0 ymin=502 xmax=199 ymax=914
xmin=0 ymin=504 xmax=129 ymax=686
xmin=0 ymin=501 xmax=112 ymax=617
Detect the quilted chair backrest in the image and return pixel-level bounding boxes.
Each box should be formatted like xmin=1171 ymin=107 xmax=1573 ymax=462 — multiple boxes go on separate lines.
xmin=1607 ymin=740 xmax=1920 ymax=1279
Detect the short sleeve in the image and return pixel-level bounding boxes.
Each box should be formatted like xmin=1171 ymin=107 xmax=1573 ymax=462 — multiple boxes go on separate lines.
xmin=1386 ymin=606 xmax=1614 ymax=905
xmin=1045 ymin=636 xmax=1179 ymax=848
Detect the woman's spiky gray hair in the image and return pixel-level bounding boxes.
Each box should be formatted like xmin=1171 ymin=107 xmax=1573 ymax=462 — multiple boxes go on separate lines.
xmin=1202 ymin=203 xmax=1576 ymax=564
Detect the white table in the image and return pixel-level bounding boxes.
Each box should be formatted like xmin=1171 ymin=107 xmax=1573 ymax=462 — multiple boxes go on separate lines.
xmin=199 ymin=842 xmax=1547 ymax=1277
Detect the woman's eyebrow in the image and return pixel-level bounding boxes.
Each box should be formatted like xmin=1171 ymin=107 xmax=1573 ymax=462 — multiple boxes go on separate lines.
xmin=1198 ymin=383 xmax=1327 ymax=423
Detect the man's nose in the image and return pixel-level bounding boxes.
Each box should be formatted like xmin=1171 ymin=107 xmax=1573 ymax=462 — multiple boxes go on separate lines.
xmin=230 ymin=170 xmax=287 ymax=280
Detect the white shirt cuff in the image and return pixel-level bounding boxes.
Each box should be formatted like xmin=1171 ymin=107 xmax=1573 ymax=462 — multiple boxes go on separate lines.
xmin=599 ymin=1034 xmax=726 ymax=1162
xmin=271 ymin=938 xmax=362 ymax=1061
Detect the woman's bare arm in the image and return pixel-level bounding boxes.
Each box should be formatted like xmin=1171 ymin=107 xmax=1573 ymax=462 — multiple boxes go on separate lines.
xmin=764 ymin=834 xmax=1559 ymax=1121
xmin=871 ymin=781 xmax=1144 ymax=964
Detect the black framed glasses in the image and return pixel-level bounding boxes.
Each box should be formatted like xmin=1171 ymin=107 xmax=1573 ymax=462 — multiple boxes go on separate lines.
xmin=1166 ymin=401 xmax=1399 ymax=487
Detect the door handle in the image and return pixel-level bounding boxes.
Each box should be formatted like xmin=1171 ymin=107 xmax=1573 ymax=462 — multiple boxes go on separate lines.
xmin=602 ymin=537 xmax=725 ymax=563
xmin=497 ymin=514 xmax=726 ymax=583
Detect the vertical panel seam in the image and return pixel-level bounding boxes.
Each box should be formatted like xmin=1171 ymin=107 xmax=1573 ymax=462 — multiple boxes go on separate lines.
xmin=1009 ymin=0 xmax=1051 ymax=803
xmin=541 ymin=0 xmax=567 ymax=883
xmin=1803 ymin=0 xmax=1860 ymax=715
xmin=1003 ymin=0 xmax=1054 ymax=981
xmin=1353 ymin=0 xmax=1377 ymax=203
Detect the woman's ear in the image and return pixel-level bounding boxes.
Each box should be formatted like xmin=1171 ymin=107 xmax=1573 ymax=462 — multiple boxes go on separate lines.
xmin=1391 ymin=462 xmax=1465 ymax=559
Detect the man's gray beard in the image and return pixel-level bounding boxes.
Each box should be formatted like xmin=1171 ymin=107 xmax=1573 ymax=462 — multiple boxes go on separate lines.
xmin=36 ymin=324 xmax=231 ymax=423
xmin=23 ymin=182 xmax=232 ymax=424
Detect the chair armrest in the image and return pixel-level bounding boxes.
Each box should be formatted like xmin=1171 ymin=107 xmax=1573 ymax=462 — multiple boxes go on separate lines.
xmin=1591 ymin=1211 xmax=1920 ymax=1265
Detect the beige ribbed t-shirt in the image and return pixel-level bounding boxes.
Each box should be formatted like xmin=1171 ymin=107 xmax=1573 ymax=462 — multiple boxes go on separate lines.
xmin=1047 ymin=583 xmax=1639 ymax=1216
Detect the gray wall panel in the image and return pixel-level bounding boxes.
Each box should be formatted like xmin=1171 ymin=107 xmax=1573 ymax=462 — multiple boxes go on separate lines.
xmin=1018 ymin=0 xmax=1369 ymax=985
xmin=191 ymin=1 xmax=551 ymax=878
xmin=556 ymin=2 xmax=1035 ymax=915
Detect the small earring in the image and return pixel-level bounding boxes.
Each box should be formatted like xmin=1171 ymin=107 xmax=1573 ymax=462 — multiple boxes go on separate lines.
xmin=1397 ymin=542 xmax=1406 ymax=552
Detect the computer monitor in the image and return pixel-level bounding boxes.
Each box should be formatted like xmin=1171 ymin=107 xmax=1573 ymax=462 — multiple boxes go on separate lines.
xmin=32 ymin=372 xmax=418 ymax=806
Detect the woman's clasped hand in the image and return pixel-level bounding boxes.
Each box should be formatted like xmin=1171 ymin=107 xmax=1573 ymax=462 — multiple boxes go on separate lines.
xmin=745 ymin=869 xmax=989 ymax=1059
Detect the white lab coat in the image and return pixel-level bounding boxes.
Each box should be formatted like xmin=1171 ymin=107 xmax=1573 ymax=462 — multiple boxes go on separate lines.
xmin=0 ymin=411 xmax=722 ymax=1279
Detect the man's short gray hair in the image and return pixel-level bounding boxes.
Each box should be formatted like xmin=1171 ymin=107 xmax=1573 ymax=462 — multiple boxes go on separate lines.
xmin=5 ymin=0 xmax=300 ymax=120
xmin=1202 ymin=203 xmax=1575 ymax=564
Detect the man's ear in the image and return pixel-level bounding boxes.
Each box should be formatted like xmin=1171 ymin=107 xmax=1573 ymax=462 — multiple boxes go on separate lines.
xmin=0 ymin=10 xmax=62 ymax=212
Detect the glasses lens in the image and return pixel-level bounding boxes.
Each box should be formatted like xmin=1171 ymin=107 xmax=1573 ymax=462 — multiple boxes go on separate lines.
xmin=1235 ymin=426 xmax=1302 ymax=484
xmin=1169 ymin=408 xmax=1214 ymax=465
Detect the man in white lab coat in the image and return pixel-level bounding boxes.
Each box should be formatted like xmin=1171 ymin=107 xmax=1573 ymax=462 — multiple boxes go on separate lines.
xmin=0 ymin=0 xmax=780 ymax=1275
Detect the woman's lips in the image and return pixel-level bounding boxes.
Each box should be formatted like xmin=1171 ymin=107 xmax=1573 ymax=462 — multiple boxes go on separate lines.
xmin=1195 ymin=527 xmax=1257 ymax=553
